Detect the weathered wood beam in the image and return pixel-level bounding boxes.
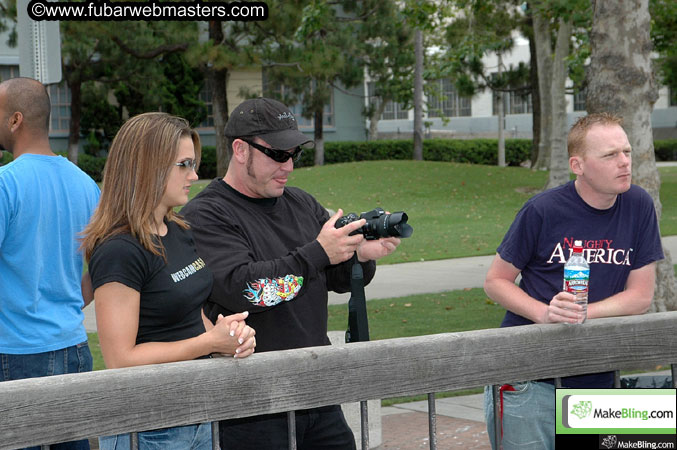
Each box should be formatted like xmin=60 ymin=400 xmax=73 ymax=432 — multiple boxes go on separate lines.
xmin=1 ymin=312 xmax=676 ymax=448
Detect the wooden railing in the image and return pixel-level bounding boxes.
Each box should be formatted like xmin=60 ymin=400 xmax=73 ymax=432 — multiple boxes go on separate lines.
xmin=1 ymin=312 xmax=676 ymax=449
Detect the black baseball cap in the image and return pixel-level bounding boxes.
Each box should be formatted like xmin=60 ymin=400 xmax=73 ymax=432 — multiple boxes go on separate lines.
xmin=224 ymin=98 xmax=314 ymax=150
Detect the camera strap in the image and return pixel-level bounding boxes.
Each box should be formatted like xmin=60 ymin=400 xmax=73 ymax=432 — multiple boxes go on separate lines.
xmin=346 ymin=253 xmax=370 ymax=343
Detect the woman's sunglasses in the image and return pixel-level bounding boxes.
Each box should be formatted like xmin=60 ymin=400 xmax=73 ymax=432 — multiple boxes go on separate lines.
xmin=242 ymin=139 xmax=303 ymax=163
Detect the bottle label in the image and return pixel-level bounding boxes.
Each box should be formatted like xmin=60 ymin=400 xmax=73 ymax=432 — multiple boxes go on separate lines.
xmin=564 ymin=267 xmax=589 ymax=294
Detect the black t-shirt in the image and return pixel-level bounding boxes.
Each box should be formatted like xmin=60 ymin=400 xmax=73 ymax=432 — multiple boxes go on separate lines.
xmin=89 ymin=221 xmax=213 ymax=345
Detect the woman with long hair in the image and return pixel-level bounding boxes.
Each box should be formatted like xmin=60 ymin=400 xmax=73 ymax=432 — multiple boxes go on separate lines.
xmin=81 ymin=112 xmax=255 ymax=449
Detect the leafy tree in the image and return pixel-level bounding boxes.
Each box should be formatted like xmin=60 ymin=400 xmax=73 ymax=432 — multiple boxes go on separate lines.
xmin=60 ymin=20 xmax=193 ymax=162
xmin=587 ymin=0 xmax=676 ymax=311
xmin=402 ymin=0 xmax=447 ymax=161
xmin=362 ymin=2 xmax=416 ymax=141
xmin=264 ymin=0 xmax=371 ymax=165
xmin=79 ymin=83 xmax=120 ymax=155
xmin=651 ymin=0 xmax=677 ymax=94
xmin=185 ymin=16 xmax=272 ymax=176
xmin=530 ymin=0 xmax=590 ymax=190
xmin=443 ymin=0 xmax=527 ymax=166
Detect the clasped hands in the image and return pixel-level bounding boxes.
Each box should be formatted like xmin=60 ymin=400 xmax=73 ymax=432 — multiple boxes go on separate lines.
xmin=209 ymin=311 xmax=256 ymax=358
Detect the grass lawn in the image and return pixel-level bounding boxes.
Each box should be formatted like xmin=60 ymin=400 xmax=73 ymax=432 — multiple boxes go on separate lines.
xmin=221 ymin=161 xmax=674 ymax=264
xmin=189 ymin=163 xmax=677 ymax=262
xmin=89 ymin=162 xmax=676 ymax=382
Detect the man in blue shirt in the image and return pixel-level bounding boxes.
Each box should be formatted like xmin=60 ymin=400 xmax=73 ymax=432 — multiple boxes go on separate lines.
xmin=0 ymin=77 xmax=100 ymax=450
xmin=483 ymin=113 xmax=664 ymax=450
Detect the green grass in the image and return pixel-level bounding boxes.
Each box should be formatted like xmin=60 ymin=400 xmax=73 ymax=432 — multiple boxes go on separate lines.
xmin=287 ymin=162 xmax=676 ymax=263
xmin=188 ymin=164 xmax=677 ymax=262
xmin=327 ymin=289 xmax=504 ymax=339
xmin=88 ymin=333 xmax=105 ymax=371
xmin=286 ymin=161 xmax=548 ymax=263
xmin=658 ymin=166 xmax=677 ymax=235
xmin=90 ymin=162 xmax=676 ymax=378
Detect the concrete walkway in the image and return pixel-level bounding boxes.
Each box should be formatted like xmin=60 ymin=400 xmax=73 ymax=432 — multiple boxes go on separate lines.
xmin=83 ymin=235 xmax=677 ymax=329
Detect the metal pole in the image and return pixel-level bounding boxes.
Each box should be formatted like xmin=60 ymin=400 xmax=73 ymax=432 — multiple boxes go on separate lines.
xmin=212 ymin=422 xmax=221 ymax=450
xmin=554 ymin=377 xmax=562 ymax=389
xmin=614 ymin=370 xmax=621 ymax=388
xmin=287 ymin=411 xmax=297 ymax=450
xmin=491 ymin=385 xmax=501 ymax=450
xmin=427 ymin=393 xmax=437 ymax=450
xmin=360 ymin=400 xmax=369 ymax=450
xmin=131 ymin=432 xmax=139 ymax=450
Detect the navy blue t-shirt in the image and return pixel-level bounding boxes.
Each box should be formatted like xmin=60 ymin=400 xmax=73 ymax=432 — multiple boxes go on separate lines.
xmin=497 ymin=181 xmax=663 ymax=387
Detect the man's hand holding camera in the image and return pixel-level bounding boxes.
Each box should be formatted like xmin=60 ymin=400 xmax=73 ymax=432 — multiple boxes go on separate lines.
xmin=317 ymin=207 xmax=410 ymax=264
xmin=356 ymin=236 xmax=400 ymax=262
xmin=317 ymin=209 xmax=368 ymax=265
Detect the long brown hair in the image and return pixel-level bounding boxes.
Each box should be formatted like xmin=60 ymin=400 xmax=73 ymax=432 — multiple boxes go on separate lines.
xmin=81 ymin=112 xmax=201 ymax=262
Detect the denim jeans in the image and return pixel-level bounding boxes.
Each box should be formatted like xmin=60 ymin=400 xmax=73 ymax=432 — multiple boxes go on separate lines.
xmin=1 ymin=341 xmax=93 ymax=450
xmin=98 ymin=423 xmax=212 ymax=450
xmin=484 ymin=381 xmax=556 ymax=450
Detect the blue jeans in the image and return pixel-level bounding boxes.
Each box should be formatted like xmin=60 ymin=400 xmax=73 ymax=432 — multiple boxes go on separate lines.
xmin=484 ymin=381 xmax=555 ymax=450
xmin=1 ymin=341 xmax=93 ymax=450
xmin=99 ymin=423 xmax=212 ymax=450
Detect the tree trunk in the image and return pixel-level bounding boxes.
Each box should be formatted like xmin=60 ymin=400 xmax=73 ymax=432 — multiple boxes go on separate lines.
xmin=587 ymin=0 xmax=676 ymax=311
xmin=66 ymin=76 xmax=81 ymax=164
xmin=528 ymin=16 xmax=541 ymax=167
xmin=413 ymin=29 xmax=423 ymax=161
xmin=313 ymin=108 xmax=324 ymax=166
xmin=497 ymin=53 xmax=506 ymax=167
xmin=545 ymin=17 xmax=572 ymax=189
xmin=532 ymin=10 xmax=552 ymax=171
xmin=208 ymin=21 xmax=230 ymax=177
xmin=368 ymin=100 xmax=387 ymax=141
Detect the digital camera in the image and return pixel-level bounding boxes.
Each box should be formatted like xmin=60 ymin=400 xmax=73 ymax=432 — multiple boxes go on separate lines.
xmin=335 ymin=208 xmax=413 ymax=240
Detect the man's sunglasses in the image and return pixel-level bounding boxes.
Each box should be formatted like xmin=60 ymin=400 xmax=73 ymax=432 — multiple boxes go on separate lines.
xmin=242 ymin=139 xmax=303 ymax=163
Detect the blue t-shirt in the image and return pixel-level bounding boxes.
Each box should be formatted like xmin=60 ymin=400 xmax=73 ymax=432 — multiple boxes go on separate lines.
xmin=0 ymin=154 xmax=100 ymax=354
xmin=497 ymin=181 xmax=663 ymax=387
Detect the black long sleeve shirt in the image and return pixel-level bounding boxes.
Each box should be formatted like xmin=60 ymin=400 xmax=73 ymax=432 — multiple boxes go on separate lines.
xmin=181 ymin=179 xmax=376 ymax=352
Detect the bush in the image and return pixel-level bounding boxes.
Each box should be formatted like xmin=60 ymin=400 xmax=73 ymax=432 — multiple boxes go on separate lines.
xmin=11 ymin=138 xmax=670 ymax=181
xmin=655 ymin=139 xmax=677 ymax=161
xmin=198 ymin=146 xmax=217 ymax=179
xmin=1 ymin=151 xmax=13 ymax=166
xmin=77 ymin=154 xmax=107 ymax=182
xmin=298 ymin=139 xmax=532 ymax=167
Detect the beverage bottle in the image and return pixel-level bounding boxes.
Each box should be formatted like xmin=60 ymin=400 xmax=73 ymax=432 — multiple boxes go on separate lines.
xmin=563 ymin=240 xmax=589 ymax=324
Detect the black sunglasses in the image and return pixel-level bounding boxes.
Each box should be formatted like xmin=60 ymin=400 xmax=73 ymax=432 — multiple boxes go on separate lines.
xmin=242 ymin=139 xmax=303 ymax=163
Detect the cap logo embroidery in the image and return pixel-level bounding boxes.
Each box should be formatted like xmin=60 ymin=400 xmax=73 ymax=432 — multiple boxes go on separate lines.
xmin=277 ymin=112 xmax=295 ymax=121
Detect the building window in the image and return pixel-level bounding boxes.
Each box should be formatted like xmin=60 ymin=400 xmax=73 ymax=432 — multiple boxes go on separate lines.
xmin=368 ymin=82 xmax=408 ymax=120
xmin=0 ymin=65 xmax=20 ymax=82
xmin=0 ymin=65 xmax=70 ymax=133
xmin=48 ymin=83 xmax=70 ymax=133
xmin=573 ymin=90 xmax=586 ymax=111
xmin=263 ymin=75 xmax=334 ymax=130
xmin=198 ymin=78 xmax=214 ymax=129
xmin=492 ymin=89 xmax=532 ymax=115
xmin=670 ymin=87 xmax=677 ymax=107
xmin=427 ymin=79 xmax=471 ymax=117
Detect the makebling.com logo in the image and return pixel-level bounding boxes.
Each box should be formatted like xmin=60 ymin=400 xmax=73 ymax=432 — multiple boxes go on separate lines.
xmin=601 ymin=435 xmax=618 ymax=449
xmin=571 ymin=400 xmax=593 ymax=419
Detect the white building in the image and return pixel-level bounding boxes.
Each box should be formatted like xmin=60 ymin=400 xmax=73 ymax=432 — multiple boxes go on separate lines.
xmin=367 ymin=37 xmax=677 ymax=140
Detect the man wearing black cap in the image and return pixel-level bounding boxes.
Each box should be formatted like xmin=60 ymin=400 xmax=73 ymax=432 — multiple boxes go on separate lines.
xmin=182 ymin=97 xmax=400 ymax=449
